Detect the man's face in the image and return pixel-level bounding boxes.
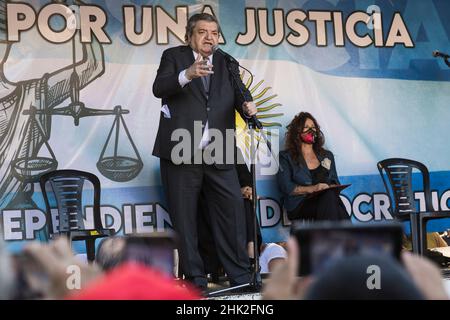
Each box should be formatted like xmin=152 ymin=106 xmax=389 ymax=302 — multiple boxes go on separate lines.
xmin=188 ymin=20 xmax=219 ymax=57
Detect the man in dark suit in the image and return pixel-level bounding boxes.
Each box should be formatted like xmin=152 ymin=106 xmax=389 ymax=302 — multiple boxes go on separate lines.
xmin=152 ymin=13 xmax=257 ymax=290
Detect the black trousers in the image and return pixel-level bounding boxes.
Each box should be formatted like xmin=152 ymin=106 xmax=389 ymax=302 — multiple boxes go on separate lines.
xmin=288 ymin=189 xmax=350 ymax=221
xmin=160 ymin=158 xmax=251 ymax=287
xmin=198 ymin=198 xmax=262 ymax=278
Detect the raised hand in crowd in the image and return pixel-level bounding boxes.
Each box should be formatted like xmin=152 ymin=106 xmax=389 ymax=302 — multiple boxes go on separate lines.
xmin=22 ymin=237 xmax=102 ymax=299
xmin=262 ymin=238 xmax=314 ymax=300
xmin=402 ymin=251 xmax=448 ymax=300
xmin=263 ymin=237 xmax=449 ymax=300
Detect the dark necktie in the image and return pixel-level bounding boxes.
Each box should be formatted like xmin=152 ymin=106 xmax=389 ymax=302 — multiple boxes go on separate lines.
xmin=201 ymin=56 xmax=211 ymax=97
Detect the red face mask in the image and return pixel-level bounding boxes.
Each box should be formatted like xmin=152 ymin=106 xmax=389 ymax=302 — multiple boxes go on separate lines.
xmin=300 ymin=130 xmax=316 ymax=144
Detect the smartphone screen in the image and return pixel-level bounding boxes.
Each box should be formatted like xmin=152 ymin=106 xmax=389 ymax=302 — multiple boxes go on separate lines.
xmin=294 ymin=222 xmax=402 ymax=276
xmin=121 ymin=234 xmax=175 ymax=277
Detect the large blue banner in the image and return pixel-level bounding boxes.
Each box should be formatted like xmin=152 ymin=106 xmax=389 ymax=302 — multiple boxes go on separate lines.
xmin=1 ymin=0 xmax=449 ymax=251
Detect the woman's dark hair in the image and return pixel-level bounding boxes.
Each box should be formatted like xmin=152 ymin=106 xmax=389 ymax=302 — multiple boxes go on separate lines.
xmin=285 ymin=111 xmax=326 ymax=165
xmin=185 ymin=13 xmax=221 ymax=42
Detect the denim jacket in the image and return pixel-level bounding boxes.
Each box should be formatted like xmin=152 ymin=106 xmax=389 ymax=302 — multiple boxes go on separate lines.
xmin=277 ymin=149 xmax=340 ymax=212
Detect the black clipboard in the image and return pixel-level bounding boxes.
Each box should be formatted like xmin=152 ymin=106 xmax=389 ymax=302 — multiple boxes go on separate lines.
xmin=305 ymin=184 xmax=351 ymax=199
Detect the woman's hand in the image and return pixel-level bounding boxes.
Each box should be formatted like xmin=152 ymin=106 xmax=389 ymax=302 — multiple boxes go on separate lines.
xmin=313 ymin=183 xmax=329 ymax=192
xmin=292 ymin=183 xmax=329 ymax=195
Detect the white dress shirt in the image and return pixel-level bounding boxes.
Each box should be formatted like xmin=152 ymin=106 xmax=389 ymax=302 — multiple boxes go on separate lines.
xmin=178 ymin=51 xmax=213 ymax=150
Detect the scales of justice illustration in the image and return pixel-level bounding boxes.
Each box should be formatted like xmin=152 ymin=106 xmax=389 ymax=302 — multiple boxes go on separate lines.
xmin=11 ymin=34 xmax=143 ymax=186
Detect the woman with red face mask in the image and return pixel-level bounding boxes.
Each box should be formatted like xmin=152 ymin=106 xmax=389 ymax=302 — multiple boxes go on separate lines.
xmin=277 ymin=112 xmax=350 ymax=221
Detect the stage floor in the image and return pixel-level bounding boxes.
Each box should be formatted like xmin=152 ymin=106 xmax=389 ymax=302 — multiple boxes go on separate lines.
xmin=204 ymin=272 xmax=450 ymax=300
xmin=203 ymin=277 xmax=264 ymax=300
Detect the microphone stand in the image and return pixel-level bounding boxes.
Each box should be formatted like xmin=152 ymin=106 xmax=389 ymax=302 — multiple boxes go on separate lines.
xmin=433 ymin=51 xmax=450 ymax=68
xmin=207 ymin=57 xmax=278 ymax=297
xmin=445 ymin=58 xmax=450 ymax=68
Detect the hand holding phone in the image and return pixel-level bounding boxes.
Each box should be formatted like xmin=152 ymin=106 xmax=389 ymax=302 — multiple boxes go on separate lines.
xmin=121 ymin=232 xmax=177 ymax=277
xmin=292 ymin=221 xmax=403 ymax=276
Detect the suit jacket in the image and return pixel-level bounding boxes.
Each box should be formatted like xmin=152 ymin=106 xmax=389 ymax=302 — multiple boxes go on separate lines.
xmin=152 ymin=45 xmax=252 ymax=169
xmin=277 ymin=149 xmax=340 ymax=211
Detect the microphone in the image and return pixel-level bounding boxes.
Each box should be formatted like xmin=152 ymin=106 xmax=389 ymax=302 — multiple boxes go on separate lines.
xmin=433 ymin=50 xmax=450 ymax=59
xmin=212 ymin=45 xmax=239 ymax=64
xmin=212 ymin=45 xmax=262 ymax=129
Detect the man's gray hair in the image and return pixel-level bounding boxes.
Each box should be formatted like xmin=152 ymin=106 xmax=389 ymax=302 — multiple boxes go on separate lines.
xmin=185 ymin=13 xmax=221 ymax=42
xmin=95 ymin=236 xmax=126 ymax=271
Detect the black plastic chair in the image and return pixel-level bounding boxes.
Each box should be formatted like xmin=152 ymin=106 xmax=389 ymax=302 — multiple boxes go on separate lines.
xmin=40 ymin=169 xmax=115 ymax=261
xmin=377 ymin=158 xmax=450 ymax=255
